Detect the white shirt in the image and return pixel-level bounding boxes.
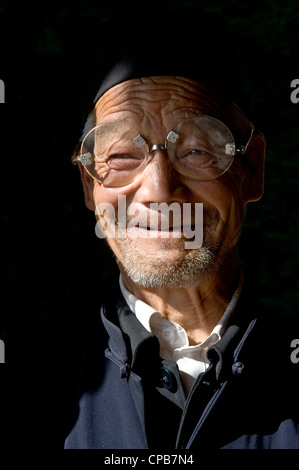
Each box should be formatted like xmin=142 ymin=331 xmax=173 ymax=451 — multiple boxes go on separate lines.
xmin=119 ymin=272 xmax=244 ymax=394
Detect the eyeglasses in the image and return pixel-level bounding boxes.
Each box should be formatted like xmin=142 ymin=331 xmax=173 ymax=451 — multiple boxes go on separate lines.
xmin=72 ymin=116 xmax=254 ymax=188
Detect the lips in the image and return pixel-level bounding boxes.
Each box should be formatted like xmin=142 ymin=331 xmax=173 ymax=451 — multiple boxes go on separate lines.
xmin=123 ymin=211 xmax=198 ymax=231
xmin=136 ymin=224 xmax=197 ymax=232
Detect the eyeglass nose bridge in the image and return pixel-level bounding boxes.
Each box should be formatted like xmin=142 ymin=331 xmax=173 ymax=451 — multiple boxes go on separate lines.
xmin=149 ymin=144 xmax=166 ymax=153
xmin=134 ymin=130 xmax=180 ymax=155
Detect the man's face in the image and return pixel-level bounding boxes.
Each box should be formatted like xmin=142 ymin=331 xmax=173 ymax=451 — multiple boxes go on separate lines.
xmin=80 ymin=77 xmax=265 ymax=288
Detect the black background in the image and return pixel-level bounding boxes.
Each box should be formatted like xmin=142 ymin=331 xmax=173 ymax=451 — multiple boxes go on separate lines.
xmin=1 ymin=0 xmax=299 ymax=339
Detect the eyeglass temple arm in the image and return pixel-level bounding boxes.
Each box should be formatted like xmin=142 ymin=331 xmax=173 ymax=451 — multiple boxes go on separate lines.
xmin=238 ymin=127 xmax=255 ymax=155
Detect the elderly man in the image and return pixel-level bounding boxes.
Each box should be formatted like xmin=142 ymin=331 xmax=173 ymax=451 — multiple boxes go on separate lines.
xmin=13 ymin=8 xmax=298 ymax=450
xmin=59 ymin=10 xmax=299 ymax=449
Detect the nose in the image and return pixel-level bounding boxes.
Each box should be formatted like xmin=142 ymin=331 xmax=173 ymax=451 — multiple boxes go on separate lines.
xmin=135 ymin=149 xmax=188 ymax=204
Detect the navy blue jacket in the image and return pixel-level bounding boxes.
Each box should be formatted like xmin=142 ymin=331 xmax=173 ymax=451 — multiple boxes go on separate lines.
xmin=6 ymin=281 xmax=299 ymax=449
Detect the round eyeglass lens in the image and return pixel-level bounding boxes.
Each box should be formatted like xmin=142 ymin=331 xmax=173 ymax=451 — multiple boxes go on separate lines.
xmin=80 ymin=122 xmax=149 ymax=187
xmin=166 ymin=116 xmax=236 ymax=181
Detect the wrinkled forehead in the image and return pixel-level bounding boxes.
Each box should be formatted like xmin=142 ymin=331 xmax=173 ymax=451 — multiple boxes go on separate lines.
xmin=94 ymin=76 xmax=231 ymax=131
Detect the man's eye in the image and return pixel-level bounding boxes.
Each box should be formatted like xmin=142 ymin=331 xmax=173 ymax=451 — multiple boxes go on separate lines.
xmin=107 ymin=154 xmax=143 ymax=170
xmin=188 ymin=149 xmax=207 ymax=156
xmin=178 ymin=149 xmax=216 ymax=168
xmin=110 ymin=153 xmax=132 ymax=159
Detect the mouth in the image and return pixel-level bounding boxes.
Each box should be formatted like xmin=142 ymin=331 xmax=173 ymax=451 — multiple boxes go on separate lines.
xmin=125 ymin=223 xmax=203 ymax=242
xmin=129 ymin=222 xmax=197 ymax=231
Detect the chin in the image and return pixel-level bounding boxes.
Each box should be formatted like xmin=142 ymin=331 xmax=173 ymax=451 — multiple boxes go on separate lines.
xmin=117 ymin=243 xmax=218 ymax=289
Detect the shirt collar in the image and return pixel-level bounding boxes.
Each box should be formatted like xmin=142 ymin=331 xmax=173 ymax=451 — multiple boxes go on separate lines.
xmin=119 ymin=269 xmax=244 ymax=351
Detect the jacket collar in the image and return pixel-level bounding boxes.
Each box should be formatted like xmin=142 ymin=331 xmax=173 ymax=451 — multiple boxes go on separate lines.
xmin=101 ymin=296 xmax=161 ymax=380
xmin=100 ymin=272 xmax=261 ymax=384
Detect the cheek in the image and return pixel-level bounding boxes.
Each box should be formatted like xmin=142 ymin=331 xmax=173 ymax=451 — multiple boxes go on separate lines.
xmin=92 ymin=185 xmax=131 ymax=211
xmin=215 ymin=177 xmax=247 ymax=238
xmin=92 ymin=186 xmax=136 ymax=251
xmin=189 ymin=173 xmax=246 ymax=224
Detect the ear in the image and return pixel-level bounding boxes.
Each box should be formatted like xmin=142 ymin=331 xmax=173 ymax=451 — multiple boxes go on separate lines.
xmin=243 ymin=132 xmax=266 ymax=203
xmin=78 ymin=163 xmax=95 ymax=211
